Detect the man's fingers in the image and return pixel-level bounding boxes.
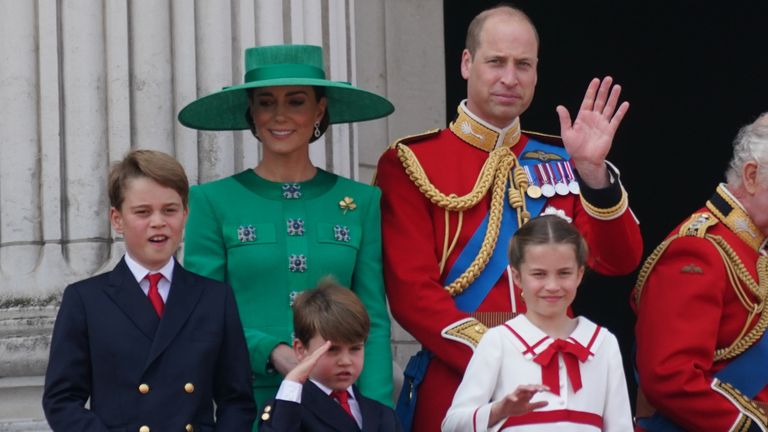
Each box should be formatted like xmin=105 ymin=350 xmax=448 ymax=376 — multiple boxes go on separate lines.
xmin=602 ymin=83 xmax=622 ymax=118
xmin=609 ymin=101 xmax=630 ymax=132
xmin=556 ymin=105 xmax=572 ymax=132
xmin=593 ymin=76 xmax=613 ymax=113
xmin=579 ymin=78 xmax=601 ymax=111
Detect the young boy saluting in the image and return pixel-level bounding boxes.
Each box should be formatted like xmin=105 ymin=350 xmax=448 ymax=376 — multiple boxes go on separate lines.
xmin=259 ymin=280 xmax=401 ymax=432
xmin=43 ymin=149 xmax=256 ymax=431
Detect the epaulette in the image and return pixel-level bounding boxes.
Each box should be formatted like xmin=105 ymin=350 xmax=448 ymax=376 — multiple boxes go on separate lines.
xmin=387 ymin=128 xmax=441 ymax=149
xmin=634 ymin=212 xmax=719 ymax=306
xmin=373 ymin=129 xmax=441 ymax=186
xmin=678 ymin=212 xmax=719 ymax=238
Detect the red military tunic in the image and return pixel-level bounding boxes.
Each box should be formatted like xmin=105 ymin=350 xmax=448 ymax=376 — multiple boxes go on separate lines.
xmin=376 ymin=102 xmax=643 ymax=431
xmin=634 ymin=184 xmax=768 ymax=431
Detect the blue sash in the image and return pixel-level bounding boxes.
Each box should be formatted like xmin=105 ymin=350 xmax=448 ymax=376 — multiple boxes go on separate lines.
xmin=639 ymin=330 xmax=768 ymax=430
xmin=446 ymin=138 xmax=569 ymax=312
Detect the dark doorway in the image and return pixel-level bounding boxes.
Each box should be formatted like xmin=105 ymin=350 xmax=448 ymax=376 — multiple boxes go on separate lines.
xmin=444 ymin=0 xmax=768 ymax=409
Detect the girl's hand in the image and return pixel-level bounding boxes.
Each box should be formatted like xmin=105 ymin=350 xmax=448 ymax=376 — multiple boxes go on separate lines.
xmin=488 ymin=384 xmax=549 ymax=427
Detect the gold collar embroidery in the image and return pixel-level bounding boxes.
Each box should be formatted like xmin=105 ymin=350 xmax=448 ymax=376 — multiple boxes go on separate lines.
xmin=448 ymin=101 xmax=521 ymax=152
xmin=706 ymin=184 xmax=767 ymax=252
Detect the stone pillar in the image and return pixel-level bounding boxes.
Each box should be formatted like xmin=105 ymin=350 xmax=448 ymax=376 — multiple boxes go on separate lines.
xmin=0 ymin=0 xmax=437 ymax=426
xmin=353 ymin=0 xmax=447 ymax=377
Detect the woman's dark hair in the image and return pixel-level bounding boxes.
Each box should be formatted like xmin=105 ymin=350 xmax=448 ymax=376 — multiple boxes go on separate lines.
xmin=245 ymin=86 xmax=330 ymax=143
xmin=508 ymin=215 xmax=588 ymax=270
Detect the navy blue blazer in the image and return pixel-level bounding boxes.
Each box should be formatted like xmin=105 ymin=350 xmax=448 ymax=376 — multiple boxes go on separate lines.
xmin=259 ymin=381 xmax=402 ymax=432
xmin=43 ymin=258 xmax=256 ymax=431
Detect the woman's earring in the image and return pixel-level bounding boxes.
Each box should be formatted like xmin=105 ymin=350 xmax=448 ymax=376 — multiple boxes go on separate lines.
xmin=313 ymin=121 xmax=321 ymax=138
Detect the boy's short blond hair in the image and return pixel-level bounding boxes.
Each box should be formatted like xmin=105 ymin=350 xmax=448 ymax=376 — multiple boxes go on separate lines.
xmin=293 ymin=278 xmax=370 ymax=345
xmin=108 ymin=149 xmax=189 ymax=210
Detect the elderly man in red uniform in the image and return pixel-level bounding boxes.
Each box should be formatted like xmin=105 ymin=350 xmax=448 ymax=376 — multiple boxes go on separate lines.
xmin=376 ymin=5 xmax=643 ymax=431
xmin=634 ymin=114 xmax=768 ymax=431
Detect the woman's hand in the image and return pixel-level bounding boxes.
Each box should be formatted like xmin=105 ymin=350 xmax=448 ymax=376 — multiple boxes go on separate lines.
xmin=269 ymin=344 xmax=300 ymax=376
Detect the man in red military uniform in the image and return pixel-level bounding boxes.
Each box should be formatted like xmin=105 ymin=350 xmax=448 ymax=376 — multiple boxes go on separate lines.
xmin=376 ymin=5 xmax=643 ymax=431
xmin=634 ymin=114 xmax=768 ymax=431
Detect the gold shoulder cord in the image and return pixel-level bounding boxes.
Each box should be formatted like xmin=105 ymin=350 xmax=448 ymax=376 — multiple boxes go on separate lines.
xmin=396 ymin=144 xmax=530 ymax=296
xmin=634 ymin=218 xmax=768 ymax=362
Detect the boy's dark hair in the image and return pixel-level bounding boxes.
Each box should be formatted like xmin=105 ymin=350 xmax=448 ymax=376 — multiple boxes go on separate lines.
xmin=508 ymin=215 xmax=588 ymax=269
xmin=108 ymin=149 xmax=189 ymax=210
xmin=293 ymin=278 xmax=370 ymax=346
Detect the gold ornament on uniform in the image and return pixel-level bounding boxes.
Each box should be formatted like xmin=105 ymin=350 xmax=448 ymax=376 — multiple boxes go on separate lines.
xmin=442 ymin=318 xmax=488 ymax=348
xmin=579 ymin=185 xmax=628 ymax=220
xmin=339 ymin=196 xmax=356 ymax=214
xmin=396 ymin=144 xmax=531 ymax=296
xmin=680 ymin=263 xmax=704 ymax=274
xmin=634 ymin=209 xmax=768 ymax=363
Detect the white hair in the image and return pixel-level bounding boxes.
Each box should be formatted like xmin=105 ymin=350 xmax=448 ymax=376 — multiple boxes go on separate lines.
xmin=725 ymin=113 xmax=768 ymax=187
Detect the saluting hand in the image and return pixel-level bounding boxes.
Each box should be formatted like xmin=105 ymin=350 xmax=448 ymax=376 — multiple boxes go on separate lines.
xmin=556 ymin=76 xmax=629 ymax=189
xmin=285 ymin=340 xmax=332 ymax=384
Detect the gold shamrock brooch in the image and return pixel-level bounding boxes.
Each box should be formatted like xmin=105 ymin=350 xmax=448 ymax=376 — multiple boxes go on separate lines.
xmin=339 ymin=196 xmax=357 ymax=214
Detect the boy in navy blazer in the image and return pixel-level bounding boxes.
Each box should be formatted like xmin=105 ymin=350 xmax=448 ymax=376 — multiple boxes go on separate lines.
xmin=43 ymin=149 xmax=256 ymax=431
xmin=259 ymin=279 xmax=401 ymax=432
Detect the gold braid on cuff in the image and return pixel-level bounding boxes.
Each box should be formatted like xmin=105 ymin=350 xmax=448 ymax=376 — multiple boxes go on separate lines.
xmin=579 ymin=185 xmax=629 ymax=220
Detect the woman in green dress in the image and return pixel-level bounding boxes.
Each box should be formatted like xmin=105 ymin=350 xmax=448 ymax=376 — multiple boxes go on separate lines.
xmin=177 ymin=44 xmax=395 ymax=410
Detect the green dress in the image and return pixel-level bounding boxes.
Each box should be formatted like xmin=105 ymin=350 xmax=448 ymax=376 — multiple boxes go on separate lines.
xmin=183 ymin=168 xmax=393 ymax=409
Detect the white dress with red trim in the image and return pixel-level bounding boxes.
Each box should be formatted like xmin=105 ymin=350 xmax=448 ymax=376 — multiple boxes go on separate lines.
xmin=442 ymin=315 xmax=632 ymax=432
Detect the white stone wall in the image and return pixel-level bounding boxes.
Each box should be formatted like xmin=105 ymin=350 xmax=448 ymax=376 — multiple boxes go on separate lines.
xmin=0 ymin=2 xmax=445 ymax=419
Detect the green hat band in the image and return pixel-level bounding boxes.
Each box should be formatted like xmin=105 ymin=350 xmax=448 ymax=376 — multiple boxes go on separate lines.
xmin=244 ymin=64 xmax=325 ymax=82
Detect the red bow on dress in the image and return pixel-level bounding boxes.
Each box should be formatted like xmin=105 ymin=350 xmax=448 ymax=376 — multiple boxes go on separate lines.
xmin=533 ymin=338 xmax=590 ymax=396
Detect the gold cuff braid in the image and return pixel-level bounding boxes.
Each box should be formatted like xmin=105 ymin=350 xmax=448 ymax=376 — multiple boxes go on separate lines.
xmin=579 ymin=185 xmax=629 ymax=220
xmin=441 ymin=318 xmax=488 ymax=349
xmin=711 ymin=379 xmax=768 ymax=427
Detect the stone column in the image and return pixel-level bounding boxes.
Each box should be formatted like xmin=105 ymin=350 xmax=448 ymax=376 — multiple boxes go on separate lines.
xmin=1 ymin=1 xmax=425 ymax=426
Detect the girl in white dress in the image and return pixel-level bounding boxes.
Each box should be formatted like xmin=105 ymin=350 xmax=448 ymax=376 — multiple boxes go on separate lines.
xmin=442 ymin=215 xmax=633 ymax=432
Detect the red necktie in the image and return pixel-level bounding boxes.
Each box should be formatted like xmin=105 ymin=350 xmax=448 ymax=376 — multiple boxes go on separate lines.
xmin=331 ymin=389 xmax=354 ymax=418
xmin=146 ymin=273 xmax=165 ymax=317
xmin=533 ymin=338 xmax=590 ymax=395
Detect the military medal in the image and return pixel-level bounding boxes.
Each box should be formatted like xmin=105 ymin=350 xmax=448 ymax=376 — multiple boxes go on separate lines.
xmin=537 ymin=164 xmax=556 ymax=198
xmin=551 ymin=163 xmax=569 ymax=196
xmin=565 ymin=161 xmax=580 ymax=194
xmin=524 ymin=165 xmax=542 ymax=199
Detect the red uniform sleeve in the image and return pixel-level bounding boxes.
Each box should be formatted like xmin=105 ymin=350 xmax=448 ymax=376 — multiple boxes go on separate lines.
xmin=571 ymin=202 xmax=643 ymax=275
xmin=635 ymin=235 xmax=765 ymax=430
xmin=568 ymin=169 xmax=643 ymax=275
xmin=377 ymin=148 xmax=474 ymax=373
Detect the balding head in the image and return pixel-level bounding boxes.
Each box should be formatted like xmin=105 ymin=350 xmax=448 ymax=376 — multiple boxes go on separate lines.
xmin=465 ymin=5 xmax=539 ymax=58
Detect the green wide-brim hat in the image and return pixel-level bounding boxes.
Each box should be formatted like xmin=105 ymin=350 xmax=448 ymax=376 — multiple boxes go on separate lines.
xmin=178 ymin=44 xmax=394 ymax=130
